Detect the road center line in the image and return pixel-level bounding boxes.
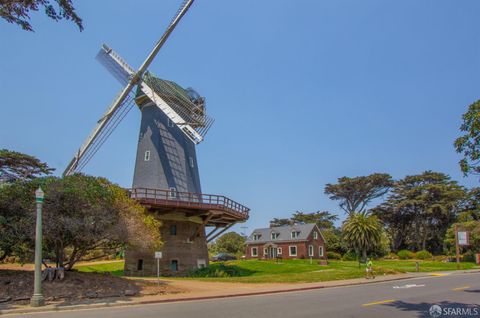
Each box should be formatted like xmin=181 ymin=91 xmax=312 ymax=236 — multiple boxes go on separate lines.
xmin=362 ymin=299 xmax=395 ymax=307
xmin=452 ymin=285 xmax=470 ymax=291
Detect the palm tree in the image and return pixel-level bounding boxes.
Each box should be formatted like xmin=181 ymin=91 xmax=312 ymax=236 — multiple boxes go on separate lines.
xmin=342 ymin=212 xmax=382 ymax=260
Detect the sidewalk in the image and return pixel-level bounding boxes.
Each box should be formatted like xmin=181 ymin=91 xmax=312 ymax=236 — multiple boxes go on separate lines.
xmin=1 ymin=270 xmax=478 ymax=316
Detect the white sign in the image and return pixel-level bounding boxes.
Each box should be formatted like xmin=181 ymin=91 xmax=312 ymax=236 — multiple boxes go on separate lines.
xmin=155 ymin=251 xmax=163 ymax=259
xmin=458 ymin=232 xmax=468 ymax=246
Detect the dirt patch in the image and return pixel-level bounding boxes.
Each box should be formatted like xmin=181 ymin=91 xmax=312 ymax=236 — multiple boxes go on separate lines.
xmin=0 ymin=270 xmax=183 ymax=307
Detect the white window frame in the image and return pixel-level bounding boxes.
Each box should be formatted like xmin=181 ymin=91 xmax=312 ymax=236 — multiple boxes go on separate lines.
xmin=271 ymin=232 xmax=279 ymax=240
xmin=289 ymin=245 xmax=297 ymax=257
xmin=264 ymin=247 xmax=268 ymax=255
xmin=277 ymin=247 xmax=282 ymax=255
xmin=169 ymin=187 xmax=177 ymax=199
xmin=319 ymin=246 xmax=324 ymax=257
xmin=313 ymin=231 xmax=318 ymax=239
xmin=291 ymin=231 xmax=300 ymax=239
xmin=253 ymin=234 xmax=261 ymax=241
xmin=308 ymin=245 xmax=314 ymax=257
xmin=251 ymin=247 xmax=258 ymax=257
xmin=189 ymin=157 xmax=194 ymax=168
xmin=144 ymin=150 xmax=151 ymax=161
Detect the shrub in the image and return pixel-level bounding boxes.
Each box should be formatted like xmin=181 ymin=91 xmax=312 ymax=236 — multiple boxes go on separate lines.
xmin=383 ymin=252 xmax=399 ymax=260
xmin=397 ymin=249 xmax=414 ymax=260
xmin=342 ymin=250 xmax=358 ymax=261
xmin=462 ymin=250 xmax=476 ymax=262
xmin=187 ymin=264 xmax=245 ymax=277
xmin=327 ymin=251 xmax=341 ymax=260
xmin=415 ymin=250 xmax=432 ymax=260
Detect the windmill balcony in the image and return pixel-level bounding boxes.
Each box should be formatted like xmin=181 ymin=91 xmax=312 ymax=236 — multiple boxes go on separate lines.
xmin=129 ymin=188 xmax=250 ymax=224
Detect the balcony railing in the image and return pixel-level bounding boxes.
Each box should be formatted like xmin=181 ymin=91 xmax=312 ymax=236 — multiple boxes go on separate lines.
xmin=129 ymin=188 xmax=250 ymax=219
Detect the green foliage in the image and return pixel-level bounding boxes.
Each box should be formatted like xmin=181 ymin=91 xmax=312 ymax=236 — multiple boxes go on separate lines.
xmin=210 ymin=232 xmax=245 ymax=256
xmin=0 ymin=149 xmax=54 ymax=183
xmin=373 ymin=171 xmax=466 ymax=254
xmin=455 ymin=100 xmax=480 ymax=177
xmin=187 ymin=264 xmax=250 ymax=278
xmin=270 ymin=211 xmax=338 ymax=229
xmin=327 ymin=251 xmax=341 ymax=260
xmin=0 ymin=0 xmax=83 ymax=32
xmin=325 ymin=173 xmax=393 ymax=215
xmin=415 ymin=250 xmax=432 ymax=260
xmin=342 ymin=250 xmax=358 ymax=261
xmin=342 ymin=213 xmax=383 ymax=259
xmin=322 ymin=227 xmax=347 ymax=254
xmin=0 ymin=173 xmax=162 ymax=269
xmin=397 ymin=249 xmax=414 ymax=260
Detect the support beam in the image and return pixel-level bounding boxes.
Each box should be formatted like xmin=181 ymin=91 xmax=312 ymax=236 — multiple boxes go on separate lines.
xmin=190 ymin=214 xmax=213 ymax=241
xmin=207 ymin=224 xmax=234 ymax=243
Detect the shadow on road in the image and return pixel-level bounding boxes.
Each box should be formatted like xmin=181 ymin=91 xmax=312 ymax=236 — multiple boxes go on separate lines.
xmin=384 ymin=300 xmax=480 ymax=318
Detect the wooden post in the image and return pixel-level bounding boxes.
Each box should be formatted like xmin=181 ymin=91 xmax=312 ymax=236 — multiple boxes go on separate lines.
xmin=454 ymin=224 xmax=460 ymax=270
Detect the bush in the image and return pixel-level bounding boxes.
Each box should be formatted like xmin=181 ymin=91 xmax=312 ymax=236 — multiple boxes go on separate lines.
xmin=187 ymin=264 xmax=244 ymax=277
xmin=415 ymin=250 xmax=432 ymax=260
xmin=397 ymin=249 xmax=414 ymax=260
xmin=327 ymin=251 xmax=341 ymax=260
xmin=383 ymin=252 xmax=399 ymax=260
xmin=462 ymin=250 xmax=476 ymax=262
xmin=342 ymin=250 xmax=358 ymax=261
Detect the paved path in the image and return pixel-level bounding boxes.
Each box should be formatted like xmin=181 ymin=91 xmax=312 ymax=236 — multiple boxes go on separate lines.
xmin=4 ymin=271 xmax=480 ymax=317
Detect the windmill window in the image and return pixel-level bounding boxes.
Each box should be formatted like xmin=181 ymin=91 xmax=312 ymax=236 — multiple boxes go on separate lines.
xmin=168 ymin=118 xmax=174 ymax=127
xmin=170 ymin=224 xmax=177 ymax=235
xmin=144 ymin=150 xmax=151 ymax=161
xmin=171 ymin=260 xmax=178 ymax=272
xmin=137 ymin=259 xmax=143 ymax=271
xmin=189 ymin=157 xmax=194 ymax=168
xmin=169 ymin=187 xmax=177 ymax=199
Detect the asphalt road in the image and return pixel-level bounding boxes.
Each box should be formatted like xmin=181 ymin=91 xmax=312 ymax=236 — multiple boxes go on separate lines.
xmin=8 ymin=272 xmax=480 ymax=318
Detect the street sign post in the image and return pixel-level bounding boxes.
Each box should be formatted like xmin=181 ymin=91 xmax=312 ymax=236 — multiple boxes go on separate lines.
xmin=457 ymin=231 xmax=468 ymax=246
xmin=155 ymin=251 xmax=162 ymax=285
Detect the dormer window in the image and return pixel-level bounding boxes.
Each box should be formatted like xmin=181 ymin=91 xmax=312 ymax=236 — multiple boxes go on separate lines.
xmin=271 ymin=232 xmax=279 ymax=240
xmin=253 ymin=234 xmax=261 ymax=241
xmin=291 ymin=231 xmax=301 ymax=239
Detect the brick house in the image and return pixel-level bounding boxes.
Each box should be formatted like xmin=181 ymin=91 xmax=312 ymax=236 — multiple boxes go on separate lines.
xmin=245 ymin=224 xmax=326 ymax=260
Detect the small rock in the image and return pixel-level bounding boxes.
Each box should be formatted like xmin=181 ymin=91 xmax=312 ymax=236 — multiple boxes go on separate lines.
xmin=85 ymin=291 xmax=98 ymax=299
xmin=124 ymin=290 xmax=136 ymax=296
xmin=0 ymin=296 xmax=12 ymax=303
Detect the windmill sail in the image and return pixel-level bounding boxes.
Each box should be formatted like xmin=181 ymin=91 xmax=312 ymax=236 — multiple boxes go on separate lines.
xmin=63 ymin=0 xmax=196 ymax=176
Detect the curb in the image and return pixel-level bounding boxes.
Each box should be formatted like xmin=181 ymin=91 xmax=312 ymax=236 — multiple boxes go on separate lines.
xmin=0 ymin=274 xmax=419 ymax=316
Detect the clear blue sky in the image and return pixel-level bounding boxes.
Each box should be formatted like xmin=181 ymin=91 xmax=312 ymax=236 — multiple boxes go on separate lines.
xmin=1 ymin=0 xmax=479 ymax=233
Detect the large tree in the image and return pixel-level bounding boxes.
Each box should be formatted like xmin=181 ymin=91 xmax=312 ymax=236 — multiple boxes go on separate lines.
xmin=0 ymin=149 xmax=54 ymax=183
xmin=455 ymin=100 xmax=480 ymax=177
xmin=342 ymin=212 xmax=383 ymax=260
xmin=0 ymin=174 xmax=162 ymax=269
xmin=270 ymin=211 xmax=338 ymax=230
xmin=373 ymin=171 xmax=466 ymax=253
xmin=0 ymin=0 xmax=83 ymax=32
xmin=324 ymin=173 xmax=393 ymax=215
xmin=210 ymin=232 xmax=246 ymax=256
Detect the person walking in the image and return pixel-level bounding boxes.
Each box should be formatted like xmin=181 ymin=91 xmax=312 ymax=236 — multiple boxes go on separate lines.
xmin=366 ymin=258 xmax=375 ymax=279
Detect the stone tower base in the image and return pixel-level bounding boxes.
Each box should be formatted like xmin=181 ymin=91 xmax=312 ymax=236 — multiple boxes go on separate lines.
xmin=124 ymin=215 xmax=209 ymax=276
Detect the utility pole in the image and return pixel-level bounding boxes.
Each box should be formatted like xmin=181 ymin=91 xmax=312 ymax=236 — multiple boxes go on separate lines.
xmin=30 ymin=187 xmax=45 ymax=307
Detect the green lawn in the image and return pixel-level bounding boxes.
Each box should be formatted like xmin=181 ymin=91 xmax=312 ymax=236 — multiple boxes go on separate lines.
xmin=75 ymin=259 xmax=479 ymax=283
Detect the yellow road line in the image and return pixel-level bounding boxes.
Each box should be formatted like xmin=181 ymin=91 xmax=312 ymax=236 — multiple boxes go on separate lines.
xmin=430 ymin=273 xmax=447 ymax=277
xmin=452 ymin=285 xmax=470 ymax=291
xmin=362 ymin=299 xmax=395 ymax=307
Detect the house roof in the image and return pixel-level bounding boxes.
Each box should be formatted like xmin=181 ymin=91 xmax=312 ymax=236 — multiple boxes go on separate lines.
xmin=245 ymin=223 xmax=318 ymax=244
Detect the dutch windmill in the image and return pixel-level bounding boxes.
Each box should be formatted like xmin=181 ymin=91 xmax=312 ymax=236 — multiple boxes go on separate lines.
xmin=64 ymin=0 xmax=249 ymax=276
